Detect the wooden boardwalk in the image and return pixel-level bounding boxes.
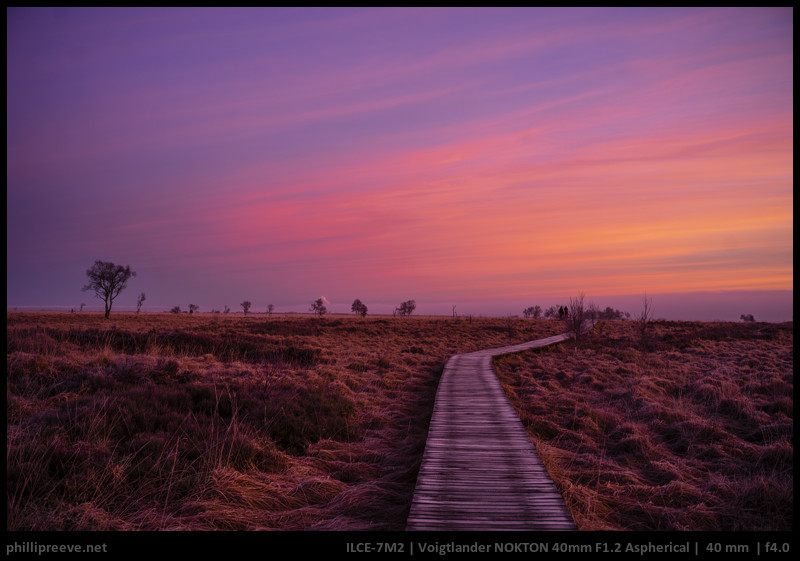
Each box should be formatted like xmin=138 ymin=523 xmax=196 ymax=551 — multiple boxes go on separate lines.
xmin=406 ymin=330 xmax=581 ymax=531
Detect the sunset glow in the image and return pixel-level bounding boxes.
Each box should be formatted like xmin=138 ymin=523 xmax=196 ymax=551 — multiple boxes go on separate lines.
xmin=7 ymin=7 xmax=793 ymax=320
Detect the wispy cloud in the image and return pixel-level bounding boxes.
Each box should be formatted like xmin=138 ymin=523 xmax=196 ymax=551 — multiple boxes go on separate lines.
xmin=6 ymin=7 xmax=793 ymax=318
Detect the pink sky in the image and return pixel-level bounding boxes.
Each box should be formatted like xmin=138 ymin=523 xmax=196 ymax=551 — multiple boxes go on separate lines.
xmin=6 ymin=8 xmax=793 ymax=320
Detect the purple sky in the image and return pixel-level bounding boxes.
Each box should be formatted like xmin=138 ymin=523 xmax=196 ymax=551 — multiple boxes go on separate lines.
xmin=7 ymin=8 xmax=793 ymax=321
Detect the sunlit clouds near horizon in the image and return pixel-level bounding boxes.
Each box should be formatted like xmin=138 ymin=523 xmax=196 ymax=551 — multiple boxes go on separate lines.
xmin=6 ymin=7 xmax=793 ymax=320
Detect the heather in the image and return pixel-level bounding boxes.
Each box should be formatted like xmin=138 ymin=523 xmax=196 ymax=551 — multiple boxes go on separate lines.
xmin=7 ymin=312 xmax=791 ymax=531
xmin=7 ymin=311 xmax=557 ymax=530
xmin=493 ymin=320 xmax=793 ymax=531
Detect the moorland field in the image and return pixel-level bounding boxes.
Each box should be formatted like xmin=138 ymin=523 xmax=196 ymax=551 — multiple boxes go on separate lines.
xmin=6 ymin=311 xmax=792 ymax=531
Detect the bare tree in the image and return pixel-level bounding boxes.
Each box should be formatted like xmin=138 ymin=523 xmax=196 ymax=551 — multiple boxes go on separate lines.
xmin=188 ymin=304 xmax=199 ymax=314
xmin=637 ymin=293 xmax=654 ymax=350
xmin=310 ymin=298 xmax=328 ymax=316
xmin=351 ymin=299 xmax=368 ymax=317
xmin=267 ymin=304 xmax=275 ymax=316
xmin=170 ymin=306 xmax=182 ymax=314
xmin=241 ymin=301 xmax=251 ymax=315
xmin=82 ymin=260 xmax=136 ymax=319
xmin=136 ymin=292 xmax=146 ymax=314
xmin=562 ymin=292 xmax=587 ymax=346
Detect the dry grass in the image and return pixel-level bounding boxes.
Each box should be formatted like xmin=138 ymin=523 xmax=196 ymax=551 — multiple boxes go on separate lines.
xmin=8 ymin=312 xmax=791 ymax=531
xmin=7 ymin=311 xmax=559 ymax=531
xmin=493 ymin=319 xmax=793 ymax=531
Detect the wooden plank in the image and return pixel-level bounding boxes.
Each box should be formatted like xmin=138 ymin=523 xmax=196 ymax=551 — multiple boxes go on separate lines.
xmin=406 ymin=324 xmax=592 ymax=531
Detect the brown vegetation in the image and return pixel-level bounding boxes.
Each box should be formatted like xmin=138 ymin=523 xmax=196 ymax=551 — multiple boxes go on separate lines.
xmin=7 ymin=312 xmax=791 ymax=531
xmin=6 ymin=311 xmax=558 ymax=531
xmin=493 ymin=320 xmax=793 ymax=531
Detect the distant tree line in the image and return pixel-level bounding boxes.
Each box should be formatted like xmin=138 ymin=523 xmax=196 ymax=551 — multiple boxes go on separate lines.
xmin=525 ymin=304 xmax=629 ymax=320
xmin=523 ymin=305 xmax=542 ymax=319
xmin=544 ymin=305 xmax=561 ymax=319
xmin=594 ymin=306 xmax=631 ymax=320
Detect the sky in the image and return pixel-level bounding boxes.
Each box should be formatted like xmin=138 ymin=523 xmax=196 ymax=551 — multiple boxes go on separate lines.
xmin=6 ymin=7 xmax=793 ymax=321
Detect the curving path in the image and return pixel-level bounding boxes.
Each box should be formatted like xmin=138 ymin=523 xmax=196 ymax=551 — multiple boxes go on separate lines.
xmin=406 ymin=326 xmax=590 ymax=531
